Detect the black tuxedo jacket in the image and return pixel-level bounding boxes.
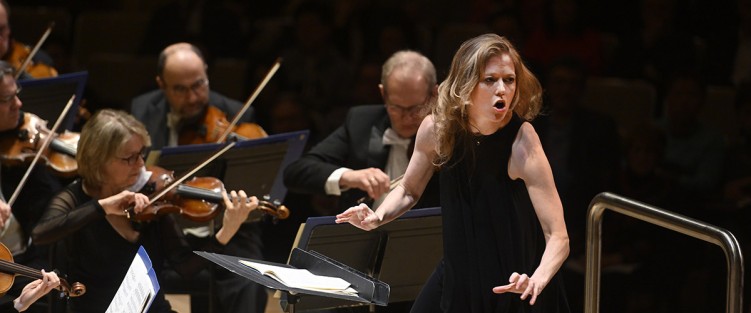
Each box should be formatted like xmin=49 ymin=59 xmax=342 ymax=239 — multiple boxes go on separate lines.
xmin=284 ymin=105 xmax=439 ymax=212
xmin=130 ymin=89 xmax=255 ymax=149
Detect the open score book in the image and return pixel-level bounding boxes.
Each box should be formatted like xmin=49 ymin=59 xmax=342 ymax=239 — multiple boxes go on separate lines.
xmin=239 ymin=260 xmax=358 ymax=296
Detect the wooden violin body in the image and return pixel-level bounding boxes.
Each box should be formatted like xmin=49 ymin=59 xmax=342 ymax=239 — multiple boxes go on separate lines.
xmin=128 ymin=166 xmax=289 ymax=222
xmin=6 ymin=41 xmax=57 ymax=79
xmin=178 ymin=105 xmax=267 ymax=145
xmin=132 ymin=166 xmax=223 ymax=222
xmin=0 ymin=112 xmax=79 ymax=177
xmin=0 ymin=242 xmax=85 ymax=298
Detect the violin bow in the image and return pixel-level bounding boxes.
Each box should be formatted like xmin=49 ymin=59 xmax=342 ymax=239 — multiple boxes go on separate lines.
xmin=7 ymin=94 xmax=75 ymax=207
xmin=14 ymin=22 xmax=55 ymax=80
xmin=145 ymin=140 xmax=237 ymax=206
xmin=356 ymin=174 xmax=405 ymax=204
xmin=215 ymin=57 xmax=282 ymax=143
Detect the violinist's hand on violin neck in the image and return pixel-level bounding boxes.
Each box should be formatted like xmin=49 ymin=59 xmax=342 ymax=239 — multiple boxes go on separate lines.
xmin=98 ymin=190 xmax=150 ymax=216
xmin=221 ymin=190 xmax=257 ymax=227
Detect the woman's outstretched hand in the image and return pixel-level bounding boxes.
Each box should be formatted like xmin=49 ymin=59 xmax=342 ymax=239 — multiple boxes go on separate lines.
xmin=335 ymin=203 xmax=381 ymax=231
xmin=492 ymin=272 xmax=544 ymax=305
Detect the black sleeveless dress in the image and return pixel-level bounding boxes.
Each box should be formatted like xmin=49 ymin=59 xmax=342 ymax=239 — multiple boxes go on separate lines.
xmin=426 ymin=114 xmax=570 ymax=312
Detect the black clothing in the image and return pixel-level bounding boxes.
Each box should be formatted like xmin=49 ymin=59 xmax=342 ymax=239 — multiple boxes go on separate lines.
xmin=422 ymin=115 xmax=569 ymax=312
xmin=283 ymin=105 xmax=440 ymax=212
xmin=32 ymin=180 xmax=226 ymax=313
xmin=130 ymin=90 xmax=267 ymax=313
xmin=130 ymin=89 xmax=256 ymax=150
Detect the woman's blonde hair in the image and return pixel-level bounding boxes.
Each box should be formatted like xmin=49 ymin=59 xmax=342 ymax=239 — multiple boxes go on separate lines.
xmin=77 ymin=109 xmax=151 ymax=189
xmin=432 ymin=33 xmax=542 ymax=166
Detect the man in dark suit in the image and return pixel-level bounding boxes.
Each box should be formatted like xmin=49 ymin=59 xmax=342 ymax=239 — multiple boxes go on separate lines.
xmin=130 ymin=42 xmax=258 ymax=150
xmin=129 ymin=43 xmax=266 ymax=313
xmin=284 ymin=50 xmax=440 ymax=213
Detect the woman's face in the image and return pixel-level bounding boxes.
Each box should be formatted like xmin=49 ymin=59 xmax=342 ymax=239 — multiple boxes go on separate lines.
xmin=101 ymin=134 xmax=146 ymax=192
xmin=468 ymin=53 xmax=517 ymax=134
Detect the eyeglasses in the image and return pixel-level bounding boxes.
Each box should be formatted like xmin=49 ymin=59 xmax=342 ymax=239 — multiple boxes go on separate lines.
xmin=169 ymin=78 xmax=209 ymax=96
xmin=117 ymin=147 xmax=148 ymax=166
xmin=0 ymin=86 xmax=20 ymax=105
xmin=386 ymin=103 xmax=427 ymax=117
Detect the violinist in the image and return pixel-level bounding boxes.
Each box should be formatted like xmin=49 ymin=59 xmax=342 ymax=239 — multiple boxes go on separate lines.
xmin=0 ymin=61 xmax=63 ymax=311
xmin=130 ymin=42 xmax=268 ymax=313
xmin=31 ymin=109 xmax=261 ymax=313
xmin=283 ymin=50 xmax=442 ymax=214
xmin=0 ymin=1 xmax=58 ymax=79
xmin=130 ymin=42 xmax=261 ymax=149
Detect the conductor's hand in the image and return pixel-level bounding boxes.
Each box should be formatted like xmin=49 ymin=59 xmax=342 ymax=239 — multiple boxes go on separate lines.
xmin=98 ymin=190 xmax=149 ymax=216
xmin=340 ymin=168 xmax=390 ymax=200
xmin=335 ymin=203 xmax=380 ymax=231
xmin=492 ymin=272 xmax=546 ymax=305
xmin=216 ymin=190 xmax=257 ymax=245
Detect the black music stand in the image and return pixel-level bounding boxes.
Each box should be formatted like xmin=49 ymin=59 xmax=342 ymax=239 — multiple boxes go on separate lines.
xmin=196 ymin=248 xmax=389 ymax=313
xmin=18 ymin=71 xmax=87 ymax=131
xmin=147 ymin=130 xmax=308 ymax=311
xmin=287 ymin=207 xmax=443 ymax=312
xmin=148 ymin=130 xmax=309 ymax=205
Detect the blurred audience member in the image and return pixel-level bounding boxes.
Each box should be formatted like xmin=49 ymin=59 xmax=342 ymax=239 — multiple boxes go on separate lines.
xmin=656 ymin=72 xmax=725 ymax=211
xmin=523 ymin=0 xmax=606 ymax=75
xmin=140 ymin=0 xmax=247 ymax=59
xmin=611 ymin=0 xmax=700 ymax=88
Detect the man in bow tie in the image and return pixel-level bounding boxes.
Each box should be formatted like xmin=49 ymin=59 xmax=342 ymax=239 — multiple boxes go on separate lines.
xmin=283 ymin=50 xmax=440 ymax=212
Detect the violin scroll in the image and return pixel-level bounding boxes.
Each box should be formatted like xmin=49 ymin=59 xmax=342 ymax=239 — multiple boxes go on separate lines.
xmin=56 ymin=274 xmax=86 ymax=298
xmin=256 ymin=195 xmax=290 ymax=221
xmin=0 ymin=242 xmax=85 ymax=298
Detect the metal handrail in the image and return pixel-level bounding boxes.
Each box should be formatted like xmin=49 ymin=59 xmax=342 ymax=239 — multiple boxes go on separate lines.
xmin=585 ymin=192 xmax=744 ymax=313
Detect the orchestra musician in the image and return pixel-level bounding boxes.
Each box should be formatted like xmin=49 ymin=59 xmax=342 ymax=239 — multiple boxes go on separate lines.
xmin=130 ymin=42 xmax=260 ymax=149
xmin=130 ymin=43 xmax=267 ymax=313
xmin=0 ymin=0 xmax=58 ymax=79
xmin=283 ymin=50 xmax=442 ymax=214
xmin=31 ymin=109 xmax=260 ymax=313
xmin=0 ymin=61 xmax=63 ymax=311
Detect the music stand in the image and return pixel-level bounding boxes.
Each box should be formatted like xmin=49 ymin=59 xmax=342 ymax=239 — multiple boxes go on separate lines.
xmin=287 ymin=207 xmax=443 ymax=311
xmin=196 ymin=248 xmax=389 ymax=313
xmin=148 ymin=130 xmax=309 ymax=204
xmin=18 ymin=71 xmax=87 ymax=131
xmin=148 ymin=130 xmax=309 ymax=311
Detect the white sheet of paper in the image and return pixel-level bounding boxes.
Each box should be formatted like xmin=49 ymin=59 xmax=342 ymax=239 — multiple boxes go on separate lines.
xmin=106 ymin=246 xmax=160 ymax=313
xmin=239 ymin=260 xmax=357 ymax=295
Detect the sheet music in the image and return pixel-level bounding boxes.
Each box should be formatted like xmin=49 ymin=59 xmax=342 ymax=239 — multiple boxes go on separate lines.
xmin=106 ymin=246 xmax=160 ymax=313
xmin=239 ymin=260 xmax=357 ymax=296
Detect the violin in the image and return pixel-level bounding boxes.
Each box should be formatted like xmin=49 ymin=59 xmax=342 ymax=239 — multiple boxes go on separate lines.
xmin=0 ymin=112 xmax=78 ymax=176
xmin=8 ymin=20 xmax=57 ymax=80
xmin=178 ymin=58 xmax=281 ymax=145
xmin=127 ymin=165 xmax=289 ymax=222
xmin=0 ymin=242 xmax=85 ymax=298
xmin=178 ymin=106 xmax=267 ymax=145
xmin=0 ymin=112 xmax=79 ymax=177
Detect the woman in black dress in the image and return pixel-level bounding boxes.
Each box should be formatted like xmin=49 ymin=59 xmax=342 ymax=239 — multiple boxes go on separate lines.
xmin=32 ymin=109 xmax=259 ymax=313
xmin=336 ymin=33 xmax=570 ymax=312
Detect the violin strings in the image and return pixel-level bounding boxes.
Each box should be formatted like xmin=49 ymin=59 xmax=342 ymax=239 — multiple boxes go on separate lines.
xmin=0 ymin=259 xmax=43 ymax=279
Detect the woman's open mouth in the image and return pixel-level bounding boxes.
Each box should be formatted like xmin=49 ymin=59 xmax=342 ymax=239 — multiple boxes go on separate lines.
xmin=494 ymin=100 xmax=506 ymax=110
